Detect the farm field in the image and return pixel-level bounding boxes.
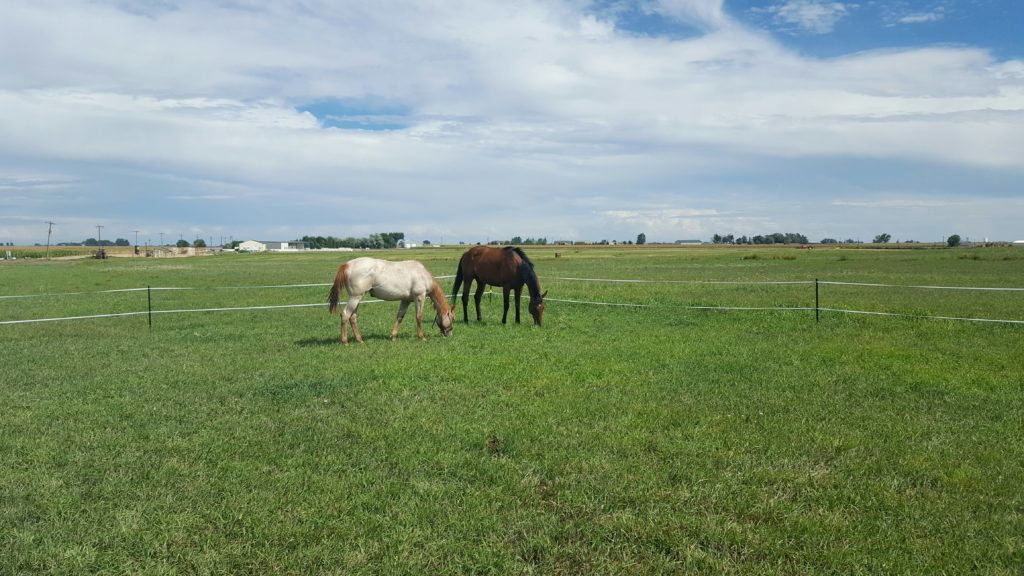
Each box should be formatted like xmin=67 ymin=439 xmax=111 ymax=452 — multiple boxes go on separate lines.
xmin=2 ymin=245 xmax=1023 ymax=574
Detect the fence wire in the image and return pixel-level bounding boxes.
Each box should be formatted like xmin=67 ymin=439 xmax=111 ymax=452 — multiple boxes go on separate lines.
xmin=1 ymin=277 xmax=1022 ymax=326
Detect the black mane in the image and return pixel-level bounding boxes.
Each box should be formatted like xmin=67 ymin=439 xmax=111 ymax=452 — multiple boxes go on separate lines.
xmin=506 ymin=247 xmax=541 ymax=300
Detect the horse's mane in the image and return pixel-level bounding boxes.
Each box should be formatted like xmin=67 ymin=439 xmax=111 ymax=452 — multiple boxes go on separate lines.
xmin=506 ymin=247 xmax=541 ymax=299
xmin=504 ymin=246 xmax=534 ymax=268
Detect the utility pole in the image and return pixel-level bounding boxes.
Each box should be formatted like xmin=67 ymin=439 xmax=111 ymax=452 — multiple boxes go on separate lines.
xmin=160 ymin=232 xmax=164 ymax=247
xmin=133 ymin=229 xmax=140 ymax=256
xmin=96 ymin=225 xmax=105 ymax=259
xmin=45 ymin=220 xmax=55 ymax=259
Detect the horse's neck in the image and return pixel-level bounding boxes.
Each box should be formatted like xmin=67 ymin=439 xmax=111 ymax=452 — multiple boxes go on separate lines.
xmin=427 ymin=280 xmax=450 ymax=312
xmin=519 ymin=264 xmax=540 ymax=299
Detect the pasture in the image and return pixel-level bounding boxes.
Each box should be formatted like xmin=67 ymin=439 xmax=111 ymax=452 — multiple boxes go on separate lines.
xmin=2 ymin=245 xmax=1022 ymax=574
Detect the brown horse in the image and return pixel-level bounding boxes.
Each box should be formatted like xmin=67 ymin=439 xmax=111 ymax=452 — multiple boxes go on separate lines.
xmin=451 ymin=246 xmax=546 ymax=326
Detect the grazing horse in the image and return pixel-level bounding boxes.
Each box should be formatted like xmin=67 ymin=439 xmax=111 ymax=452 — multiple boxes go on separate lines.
xmin=451 ymin=246 xmax=546 ymax=326
xmin=328 ymin=257 xmax=454 ymax=345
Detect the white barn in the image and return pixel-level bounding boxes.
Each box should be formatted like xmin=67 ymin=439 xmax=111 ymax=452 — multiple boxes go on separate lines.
xmin=237 ymin=240 xmax=306 ymax=252
xmin=237 ymin=240 xmax=266 ymax=252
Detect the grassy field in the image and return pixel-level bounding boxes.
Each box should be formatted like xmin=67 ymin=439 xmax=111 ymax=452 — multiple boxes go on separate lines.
xmin=2 ymin=245 xmax=1022 ymax=574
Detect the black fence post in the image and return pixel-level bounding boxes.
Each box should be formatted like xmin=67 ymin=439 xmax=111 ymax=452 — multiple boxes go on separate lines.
xmin=148 ymin=286 xmax=152 ymax=331
xmin=815 ymin=278 xmax=819 ymax=323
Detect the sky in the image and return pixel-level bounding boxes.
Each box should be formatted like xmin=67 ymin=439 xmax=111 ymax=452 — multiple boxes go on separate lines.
xmin=1 ymin=0 xmax=1022 ymax=245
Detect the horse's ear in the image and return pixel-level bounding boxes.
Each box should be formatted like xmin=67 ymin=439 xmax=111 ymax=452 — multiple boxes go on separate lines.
xmin=541 ymin=290 xmax=548 ymax=299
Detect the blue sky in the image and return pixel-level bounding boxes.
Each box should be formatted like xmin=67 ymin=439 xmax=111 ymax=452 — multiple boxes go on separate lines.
xmin=1 ymin=0 xmax=1022 ymax=245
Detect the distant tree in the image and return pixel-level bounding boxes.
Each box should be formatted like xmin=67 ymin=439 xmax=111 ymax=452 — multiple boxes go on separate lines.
xmin=947 ymin=234 xmax=961 ymax=247
xmin=114 ymin=238 xmax=130 ymax=246
xmin=873 ymin=233 xmax=892 ymax=244
xmin=712 ymin=233 xmax=722 ymax=244
xmin=83 ymin=238 xmax=98 ymax=246
xmin=380 ymin=232 xmax=404 ymax=249
xmin=820 ymin=238 xmax=839 ymax=244
xmin=636 ymin=233 xmax=646 ymax=245
xmin=176 ymin=239 xmax=190 ymax=248
xmin=510 ymin=236 xmax=523 ymax=244
xmin=723 ymin=234 xmax=735 ymax=244
xmin=194 ymin=239 xmax=207 ymax=248
xmin=422 ymin=240 xmax=431 ymax=245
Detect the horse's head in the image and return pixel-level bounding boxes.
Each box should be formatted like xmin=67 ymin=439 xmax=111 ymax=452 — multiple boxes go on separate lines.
xmin=528 ymin=290 xmax=547 ymax=326
xmin=436 ymin=308 xmax=455 ymax=337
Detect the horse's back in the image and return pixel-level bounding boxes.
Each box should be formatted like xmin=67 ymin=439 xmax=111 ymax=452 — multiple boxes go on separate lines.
xmin=460 ymin=245 xmax=523 ymax=286
xmin=347 ymin=257 xmax=433 ymax=300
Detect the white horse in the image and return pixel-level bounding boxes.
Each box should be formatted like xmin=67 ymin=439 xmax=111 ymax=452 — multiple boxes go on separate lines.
xmin=328 ymin=257 xmax=454 ymax=344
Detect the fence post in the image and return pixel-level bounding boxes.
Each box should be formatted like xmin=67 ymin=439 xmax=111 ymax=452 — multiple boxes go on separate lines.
xmin=815 ymin=278 xmax=819 ymax=323
xmin=148 ymin=286 xmax=152 ymax=330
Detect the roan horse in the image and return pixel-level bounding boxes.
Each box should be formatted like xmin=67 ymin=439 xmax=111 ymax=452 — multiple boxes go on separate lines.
xmin=328 ymin=257 xmax=454 ymax=344
xmin=451 ymin=246 xmax=546 ymax=326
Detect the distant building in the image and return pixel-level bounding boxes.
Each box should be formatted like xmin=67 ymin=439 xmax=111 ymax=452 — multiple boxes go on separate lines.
xmin=1013 ymin=240 xmax=1024 ymax=248
xmin=263 ymin=241 xmax=306 ymax=251
xmin=236 ymin=240 xmax=306 ymax=252
xmin=397 ymin=239 xmax=418 ymax=249
xmin=674 ymin=239 xmax=703 ymax=245
xmin=237 ymin=240 xmax=266 ymax=252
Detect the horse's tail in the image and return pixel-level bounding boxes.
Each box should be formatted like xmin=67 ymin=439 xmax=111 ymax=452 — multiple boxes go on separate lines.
xmin=451 ymin=254 xmax=465 ymax=304
xmin=328 ymin=263 xmax=349 ymax=314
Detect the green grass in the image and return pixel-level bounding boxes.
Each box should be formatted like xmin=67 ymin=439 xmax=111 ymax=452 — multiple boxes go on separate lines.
xmin=1 ymin=246 xmax=1023 ymax=574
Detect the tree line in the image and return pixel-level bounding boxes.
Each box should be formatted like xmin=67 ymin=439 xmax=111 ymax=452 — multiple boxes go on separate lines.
xmin=713 ymin=232 xmax=965 ymax=247
xmin=487 ymin=237 xmax=548 ymax=245
xmin=56 ymin=238 xmax=133 ymax=247
xmin=711 ymin=232 xmax=809 ymax=245
xmin=301 ymin=232 xmax=405 ymax=250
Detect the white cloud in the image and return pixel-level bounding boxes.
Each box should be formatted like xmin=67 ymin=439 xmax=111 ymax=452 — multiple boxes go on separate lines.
xmin=762 ymin=0 xmax=854 ymax=34
xmin=647 ymin=0 xmax=728 ymax=29
xmin=882 ymin=3 xmax=948 ymax=27
xmin=897 ymin=12 xmax=944 ymax=24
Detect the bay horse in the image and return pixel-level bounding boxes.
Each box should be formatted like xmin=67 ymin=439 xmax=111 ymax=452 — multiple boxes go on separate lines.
xmin=328 ymin=257 xmax=454 ymax=344
xmin=451 ymin=246 xmax=546 ymax=326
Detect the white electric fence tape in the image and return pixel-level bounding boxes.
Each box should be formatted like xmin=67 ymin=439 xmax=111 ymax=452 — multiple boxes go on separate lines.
xmin=2 ymin=277 xmax=1021 ymax=325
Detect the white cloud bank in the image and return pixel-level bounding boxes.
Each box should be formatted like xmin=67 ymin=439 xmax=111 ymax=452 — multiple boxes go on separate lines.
xmin=0 ymin=0 xmax=1022 ymax=244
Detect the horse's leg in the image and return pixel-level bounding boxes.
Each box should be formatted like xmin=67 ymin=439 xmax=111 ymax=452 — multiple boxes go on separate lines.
xmin=501 ymin=287 xmax=511 ymax=324
xmin=414 ymin=294 xmax=426 ymax=341
xmin=461 ymin=277 xmax=472 ymax=323
xmin=340 ymin=295 xmax=363 ymax=345
xmin=347 ymin=295 xmax=365 ymax=344
xmin=391 ymin=300 xmax=411 ymax=342
xmin=474 ymin=282 xmax=486 ymax=322
xmin=350 ymin=311 xmax=364 ymax=344
xmin=514 ymin=285 xmax=523 ymax=324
